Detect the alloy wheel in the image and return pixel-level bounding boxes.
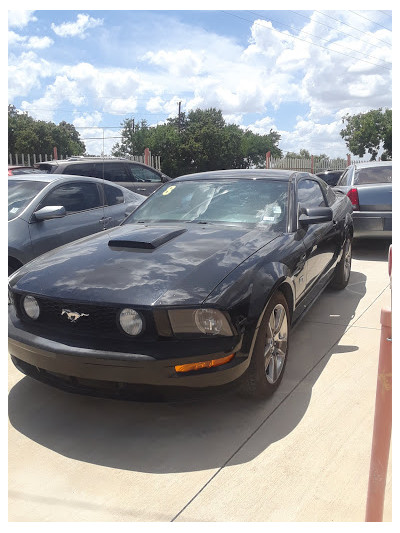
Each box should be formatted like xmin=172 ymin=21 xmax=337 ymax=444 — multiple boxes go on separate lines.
xmin=264 ymin=303 xmax=288 ymax=384
xmin=344 ymin=240 xmax=352 ymax=280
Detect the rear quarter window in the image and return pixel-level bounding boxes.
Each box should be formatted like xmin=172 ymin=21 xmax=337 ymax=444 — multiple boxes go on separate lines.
xmin=62 ymin=163 xmax=96 ymax=177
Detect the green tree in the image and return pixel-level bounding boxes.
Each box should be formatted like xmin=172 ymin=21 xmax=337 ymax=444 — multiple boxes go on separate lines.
xmin=340 ymin=108 xmax=392 ymax=160
xmin=285 ymin=149 xmax=311 ymax=159
xmin=112 ymin=118 xmax=151 ymax=157
xmin=111 ymin=107 xmax=283 ymax=177
xmin=241 ymin=129 xmax=282 ymax=168
xmin=8 ymin=104 xmax=85 ymax=156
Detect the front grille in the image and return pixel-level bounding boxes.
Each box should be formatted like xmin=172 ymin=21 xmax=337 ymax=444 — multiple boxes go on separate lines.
xmin=14 ymin=293 xmax=156 ymax=341
xmin=39 ymin=298 xmax=119 ymax=335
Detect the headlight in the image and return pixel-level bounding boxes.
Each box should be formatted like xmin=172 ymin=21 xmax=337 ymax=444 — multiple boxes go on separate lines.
xmin=168 ymin=308 xmax=233 ymax=336
xmin=22 ymin=295 xmax=40 ymax=320
xmin=119 ymin=308 xmax=144 ymax=336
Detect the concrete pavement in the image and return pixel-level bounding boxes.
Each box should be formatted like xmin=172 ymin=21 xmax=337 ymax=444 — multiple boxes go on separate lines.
xmin=8 ymin=239 xmax=392 ymax=522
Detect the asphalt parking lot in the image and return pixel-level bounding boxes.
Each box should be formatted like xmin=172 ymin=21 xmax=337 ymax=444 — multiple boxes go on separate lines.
xmin=8 ymin=238 xmax=392 ymax=522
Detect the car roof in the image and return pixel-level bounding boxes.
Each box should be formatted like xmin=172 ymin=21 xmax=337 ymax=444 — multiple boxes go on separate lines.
xmin=173 ymin=169 xmax=297 ymax=182
xmin=316 ymin=169 xmax=343 ymax=174
xmin=9 ymin=165 xmax=29 ymax=169
xmin=353 ymin=161 xmax=392 ymax=169
xmin=42 ymin=158 xmax=161 ymax=171
xmin=8 ymin=173 xmax=124 ymax=186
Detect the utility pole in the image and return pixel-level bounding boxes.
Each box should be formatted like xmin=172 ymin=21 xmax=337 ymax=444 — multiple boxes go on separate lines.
xmin=178 ymin=101 xmax=182 ymax=133
xmin=130 ymin=117 xmax=135 ymax=155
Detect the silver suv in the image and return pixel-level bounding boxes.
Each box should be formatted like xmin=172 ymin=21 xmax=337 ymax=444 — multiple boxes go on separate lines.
xmin=35 ymin=157 xmax=171 ymax=196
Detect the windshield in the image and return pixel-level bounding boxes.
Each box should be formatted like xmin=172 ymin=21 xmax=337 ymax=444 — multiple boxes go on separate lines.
xmin=124 ymin=179 xmax=288 ymax=230
xmin=354 ymin=166 xmax=392 ymax=185
xmin=8 ymin=180 xmax=47 ymax=221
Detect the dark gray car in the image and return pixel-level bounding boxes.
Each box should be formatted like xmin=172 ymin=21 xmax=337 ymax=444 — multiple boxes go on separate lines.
xmin=8 ymin=174 xmax=146 ymax=275
xmin=334 ymin=161 xmax=392 ymax=239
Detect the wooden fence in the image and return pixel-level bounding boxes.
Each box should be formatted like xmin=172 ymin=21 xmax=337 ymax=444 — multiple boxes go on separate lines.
xmin=266 ymin=155 xmax=368 ymax=173
xmin=8 ymin=150 xmax=162 ymax=171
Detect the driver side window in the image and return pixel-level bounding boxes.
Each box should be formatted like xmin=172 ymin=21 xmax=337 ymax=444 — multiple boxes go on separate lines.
xmin=297 ymin=179 xmax=327 ymax=210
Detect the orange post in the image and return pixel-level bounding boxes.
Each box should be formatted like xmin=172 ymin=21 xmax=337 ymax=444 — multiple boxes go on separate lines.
xmin=365 ymin=307 xmax=392 ymax=521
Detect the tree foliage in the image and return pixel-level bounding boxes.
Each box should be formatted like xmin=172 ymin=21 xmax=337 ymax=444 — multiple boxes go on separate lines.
xmin=112 ymin=108 xmax=282 ymax=177
xmin=8 ymin=104 xmax=86 ymax=156
xmin=284 ymin=149 xmax=312 ymax=159
xmin=340 ymin=108 xmax=392 ymax=160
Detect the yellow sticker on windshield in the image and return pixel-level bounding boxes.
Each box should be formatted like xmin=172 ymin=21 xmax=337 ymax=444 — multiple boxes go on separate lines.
xmin=162 ymin=185 xmax=176 ymax=196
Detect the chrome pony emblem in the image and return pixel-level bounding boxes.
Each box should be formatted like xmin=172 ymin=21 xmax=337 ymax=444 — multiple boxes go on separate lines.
xmin=61 ymin=309 xmax=89 ymax=323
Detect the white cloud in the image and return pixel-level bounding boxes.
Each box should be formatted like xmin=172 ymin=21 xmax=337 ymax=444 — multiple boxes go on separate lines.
xmin=103 ymin=97 xmax=138 ymax=115
xmin=279 ymin=118 xmax=348 ymax=158
xmin=51 ymin=13 xmax=103 ymax=39
xmin=73 ymin=111 xmax=102 ymax=129
xmin=26 ymin=36 xmax=54 ymax=50
xmin=8 ymin=10 xmax=37 ymax=29
xmin=245 ymin=116 xmax=278 ymax=135
xmin=72 ymin=112 xmax=114 ymax=155
xmin=144 ymin=49 xmax=204 ymax=77
xmin=8 ymin=31 xmax=27 ymax=45
xmin=8 ymin=51 xmax=53 ymax=102
xmin=21 ymin=76 xmax=85 ymax=121
xmin=146 ymin=97 xmax=164 ymax=113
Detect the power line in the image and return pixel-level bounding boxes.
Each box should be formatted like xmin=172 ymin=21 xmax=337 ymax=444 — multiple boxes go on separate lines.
xmin=290 ymin=10 xmax=390 ymax=51
xmin=314 ymin=10 xmax=391 ymax=46
xmin=378 ymin=10 xmax=392 ymax=19
xmin=348 ymin=10 xmax=392 ymax=31
xmin=246 ymin=10 xmax=391 ymax=67
xmin=221 ymin=11 xmax=391 ymax=71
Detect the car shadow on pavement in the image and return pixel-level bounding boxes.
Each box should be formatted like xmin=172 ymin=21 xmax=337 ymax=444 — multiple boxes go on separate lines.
xmin=8 ymin=266 xmax=371 ymax=475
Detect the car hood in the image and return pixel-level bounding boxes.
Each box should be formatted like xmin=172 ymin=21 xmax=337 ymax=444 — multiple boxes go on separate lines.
xmin=10 ymin=223 xmax=280 ymax=306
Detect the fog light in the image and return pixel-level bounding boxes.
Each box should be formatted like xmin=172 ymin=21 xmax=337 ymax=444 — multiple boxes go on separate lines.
xmin=175 ymin=353 xmax=235 ymax=373
xmin=23 ymin=295 xmax=40 ymax=320
xmin=119 ymin=308 xmax=143 ymax=336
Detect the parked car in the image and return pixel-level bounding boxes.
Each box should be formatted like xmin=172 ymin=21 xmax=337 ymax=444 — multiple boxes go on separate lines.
xmin=34 ymin=157 xmax=171 ymax=196
xmin=8 ymin=174 xmax=146 ymax=275
xmin=8 ymin=165 xmax=43 ymax=176
xmin=315 ymin=169 xmax=344 ymax=187
xmin=8 ymin=169 xmax=353 ymax=399
xmin=334 ymin=161 xmax=392 ymax=239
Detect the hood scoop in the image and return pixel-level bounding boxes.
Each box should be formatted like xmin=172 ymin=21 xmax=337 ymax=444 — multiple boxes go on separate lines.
xmin=108 ymin=227 xmax=187 ymax=250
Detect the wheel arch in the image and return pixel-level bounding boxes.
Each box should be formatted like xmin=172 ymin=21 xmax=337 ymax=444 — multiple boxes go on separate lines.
xmin=8 ymin=256 xmax=24 ymax=276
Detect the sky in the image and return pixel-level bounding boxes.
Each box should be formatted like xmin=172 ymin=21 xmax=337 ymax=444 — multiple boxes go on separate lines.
xmin=7 ymin=3 xmax=393 ymax=160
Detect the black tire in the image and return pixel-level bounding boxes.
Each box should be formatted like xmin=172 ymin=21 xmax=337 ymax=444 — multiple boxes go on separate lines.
xmin=330 ymin=237 xmax=352 ymax=290
xmin=240 ymin=291 xmax=290 ymax=398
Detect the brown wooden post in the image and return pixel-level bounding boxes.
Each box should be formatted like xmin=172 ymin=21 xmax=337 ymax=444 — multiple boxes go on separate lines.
xmin=53 ymin=146 xmax=58 ymax=160
xmin=266 ymin=151 xmax=271 ymax=169
xmin=144 ymin=147 xmax=150 ymax=166
xmin=347 ymin=154 xmax=351 ymax=166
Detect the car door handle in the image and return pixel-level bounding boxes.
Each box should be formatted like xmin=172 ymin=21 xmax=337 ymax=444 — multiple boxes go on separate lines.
xmin=99 ymin=217 xmax=112 ymax=224
xmin=136 ymin=188 xmax=147 ymax=192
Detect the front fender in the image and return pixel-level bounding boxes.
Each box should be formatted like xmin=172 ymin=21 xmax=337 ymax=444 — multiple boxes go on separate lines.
xmin=204 ymin=236 xmax=298 ymax=358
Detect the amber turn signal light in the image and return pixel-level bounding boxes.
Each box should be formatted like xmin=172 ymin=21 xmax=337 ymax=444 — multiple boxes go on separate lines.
xmin=175 ymin=353 xmax=235 ymax=373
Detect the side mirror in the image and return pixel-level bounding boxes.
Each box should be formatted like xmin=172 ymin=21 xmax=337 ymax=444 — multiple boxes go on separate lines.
xmin=34 ymin=205 xmax=66 ymax=221
xmin=299 ymin=206 xmax=333 ymax=225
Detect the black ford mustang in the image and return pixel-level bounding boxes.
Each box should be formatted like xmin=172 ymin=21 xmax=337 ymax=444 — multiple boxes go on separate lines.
xmin=8 ymin=169 xmax=353 ymax=399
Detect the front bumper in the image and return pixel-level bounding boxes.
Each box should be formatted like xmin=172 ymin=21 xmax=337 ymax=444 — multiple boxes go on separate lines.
xmin=8 ymin=311 xmax=250 ymax=396
xmin=352 ymin=211 xmax=392 ymax=238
